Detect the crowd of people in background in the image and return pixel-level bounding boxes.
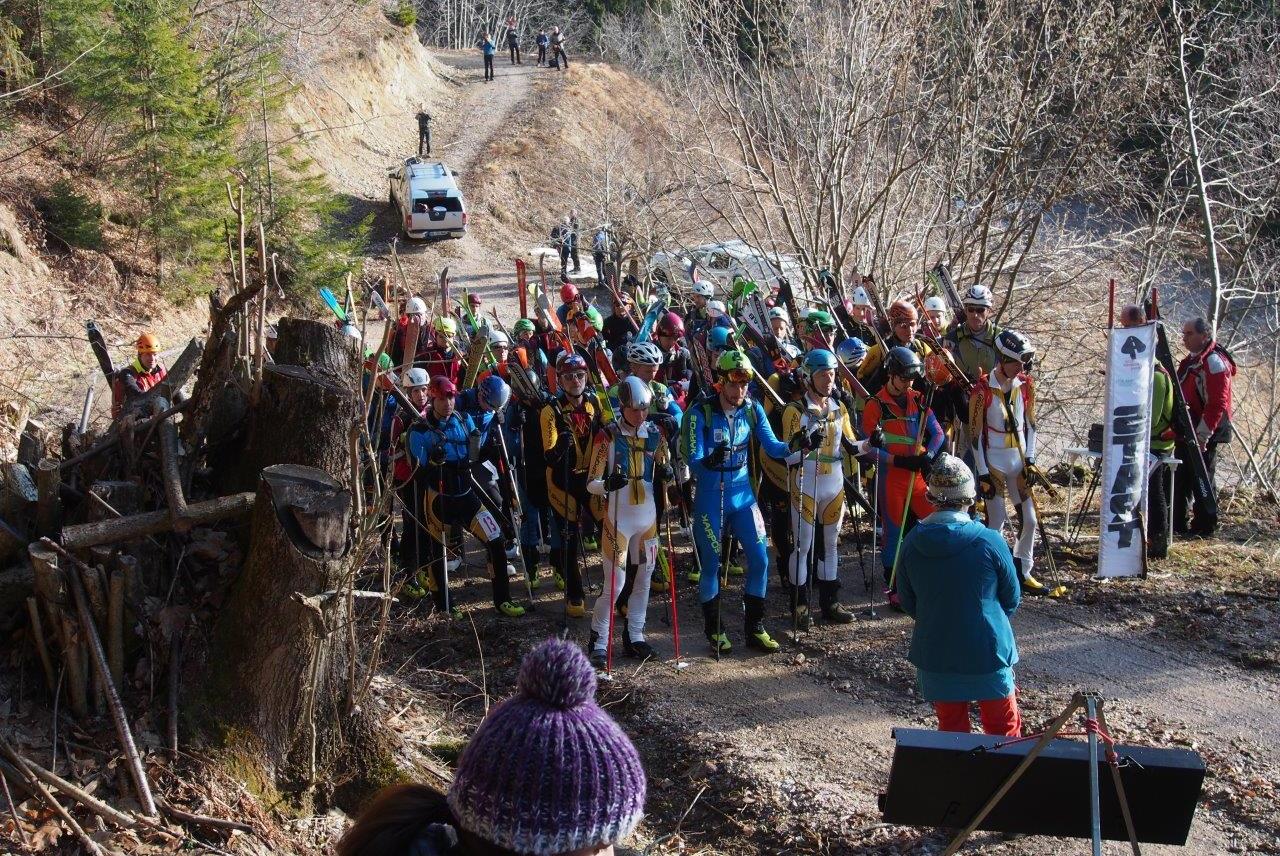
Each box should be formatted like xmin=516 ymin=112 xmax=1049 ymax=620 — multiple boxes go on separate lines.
xmin=478 ymin=19 xmax=569 ymax=78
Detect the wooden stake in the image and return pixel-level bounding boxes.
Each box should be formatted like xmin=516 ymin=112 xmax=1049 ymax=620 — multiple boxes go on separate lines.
xmin=41 ymin=538 xmax=158 ymax=818
xmin=26 ymin=596 xmax=57 ymax=695
xmin=59 ymin=611 xmax=90 ymax=720
xmin=108 ymin=569 xmax=124 ymax=690
xmin=35 ymin=458 xmax=62 ymax=537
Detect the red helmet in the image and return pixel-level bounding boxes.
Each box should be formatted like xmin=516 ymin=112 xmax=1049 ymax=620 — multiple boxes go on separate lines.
xmin=655 ymin=311 xmax=685 ymax=338
xmin=467 ymin=293 xmax=482 ymax=306
xmin=428 ymin=376 xmax=457 ymax=399
xmin=560 ymin=283 xmax=579 ymax=303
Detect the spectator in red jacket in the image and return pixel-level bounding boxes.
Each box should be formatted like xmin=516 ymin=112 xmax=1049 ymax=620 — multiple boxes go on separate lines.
xmin=1174 ymin=317 xmax=1236 ymax=537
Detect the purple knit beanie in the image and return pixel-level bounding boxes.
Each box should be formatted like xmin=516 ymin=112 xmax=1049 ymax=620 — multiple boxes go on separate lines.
xmin=446 ymin=638 xmax=646 ymax=855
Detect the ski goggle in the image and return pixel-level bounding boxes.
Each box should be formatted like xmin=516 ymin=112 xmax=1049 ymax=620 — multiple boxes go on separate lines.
xmin=719 ymin=369 xmax=753 ymax=384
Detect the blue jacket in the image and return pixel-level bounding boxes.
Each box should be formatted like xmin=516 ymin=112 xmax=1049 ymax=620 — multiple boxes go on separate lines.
xmin=897 ymin=510 xmax=1020 ymax=675
xmin=482 ymin=39 xmax=496 ymax=56
xmin=682 ymin=395 xmax=791 ymax=513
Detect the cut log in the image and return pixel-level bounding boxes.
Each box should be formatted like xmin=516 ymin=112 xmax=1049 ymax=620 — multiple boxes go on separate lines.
xmin=155 ymin=398 xmax=191 ymax=527
xmin=17 ymin=421 xmax=45 ymax=469
xmin=35 ymin=459 xmax=62 ymax=537
xmin=208 ymin=465 xmax=353 ymax=784
xmin=275 ymin=317 xmax=361 ymax=385
xmin=61 ymin=493 xmax=254 ymax=549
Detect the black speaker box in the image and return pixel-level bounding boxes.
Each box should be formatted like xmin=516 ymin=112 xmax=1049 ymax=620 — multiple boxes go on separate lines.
xmin=879 ymin=728 xmax=1204 ymax=844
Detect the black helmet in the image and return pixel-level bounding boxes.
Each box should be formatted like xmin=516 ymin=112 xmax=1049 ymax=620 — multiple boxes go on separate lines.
xmin=995 ymin=330 xmax=1034 ymax=363
xmin=885 ymin=346 xmax=924 ymax=380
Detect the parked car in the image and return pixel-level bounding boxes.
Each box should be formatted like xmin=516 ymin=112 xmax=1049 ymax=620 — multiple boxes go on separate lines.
xmin=649 ymin=240 xmax=804 ymax=293
xmin=388 ymin=158 xmax=468 ymax=240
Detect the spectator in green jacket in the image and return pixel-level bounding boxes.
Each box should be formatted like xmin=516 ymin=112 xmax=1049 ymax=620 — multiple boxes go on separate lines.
xmin=1120 ymin=305 xmax=1175 ymax=558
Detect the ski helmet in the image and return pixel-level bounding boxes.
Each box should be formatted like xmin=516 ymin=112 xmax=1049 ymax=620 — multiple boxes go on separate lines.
xmin=428 ymin=375 xmax=457 ymax=398
xmin=778 ymin=342 xmax=802 ymax=366
xmin=556 ymin=352 xmax=589 ymax=374
xmin=617 ymin=375 xmax=653 ymax=411
xmin=402 ymin=367 xmax=430 ymax=390
xmin=996 ymin=330 xmax=1034 ymax=364
xmin=513 ymin=318 xmax=536 ymax=336
xmin=801 ymin=349 xmax=838 ymax=382
xmin=584 ymin=305 xmax=604 ymax=331
xmin=488 ymin=328 xmax=511 ymax=347
xmin=807 ymin=309 xmax=835 ymax=330
xmin=707 ymin=326 xmax=732 ymax=351
xmin=405 ymin=297 xmax=427 ymax=318
xmin=468 ymin=293 xmax=482 ymax=307
xmin=341 ymin=323 xmax=362 ymax=340
xmin=924 ymin=296 xmax=947 ymax=314
xmin=768 ymin=306 xmax=788 ymax=322
xmin=478 ymin=374 xmax=511 ymax=411
xmin=926 ymin=453 xmax=976 ymax=505
xmin=707 ymin=300 xmax=727 ymax=318
xmin=626 ymin=341 xmax=663 ymax=366
xmin=136 ymin=333 xmax=161 ymax=354
xmin=961 ymin=285 xmax=994 ymax=308
xmin=656 ymin=311 xmax=685 ymax=338
xmin=851 ymin=286 xmax=872 ymax=307
xmin=434 ymin=316 xmax=458 ymax=336
xmin=560 ymin=282 xmax=579 ymax=303
xmin=888 ymin=300 xmax=918 ymax=324
xmin=692 ymin=279 xmax=715 ymax=298
xmin=715 ymin=349 xmax=753 ymax=377
xmin=885 ymin=346 xmax=924 ymax=379
xmin=836 ymin=337 xmax=868 ymax=367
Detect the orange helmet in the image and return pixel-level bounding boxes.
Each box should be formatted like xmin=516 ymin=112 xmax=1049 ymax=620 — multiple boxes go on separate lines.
xmin=137 ymin=333 xmax=161 ymax=354
xmin=887 ymin=300 xmax=917 ymax=325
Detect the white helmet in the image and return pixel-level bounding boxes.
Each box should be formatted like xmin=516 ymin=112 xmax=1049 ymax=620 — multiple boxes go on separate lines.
xmin=692 ymin=280 xmax=715 ymax=298
xmin=924 ymin=296 xmax=947 ymax=313
xmin=402 ymin=367 xmax=430 ymax=389
xmin=626 ymin=341 xmax=663 ymax=366
xmin=406 ymin=296 xmax=427 ymax=317
xmin=851 ymin=286 xmax=872 ymax=307
xmin=617 ymin=375 xmax=653 ymax=411
xmin=488 ymin=328 xmax=511 ymax=347
xmin=707 ymin=300 xmax=727 ymax=318
xmin=961 ymin=285 xmax=994 ymax=308
xmin=341 ymin=323 xmax=361 ymax=340
xmin=768 ymin=306 xmax=788 ymax=321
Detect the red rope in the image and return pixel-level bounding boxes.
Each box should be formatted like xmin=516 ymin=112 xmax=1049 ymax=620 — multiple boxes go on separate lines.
xmin=980 ymin=717 xmax=1119 ymax=764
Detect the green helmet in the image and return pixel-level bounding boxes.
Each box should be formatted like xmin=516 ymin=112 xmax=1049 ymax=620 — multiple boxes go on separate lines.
xmin=715 ymin=349 xmax=753 ymax=376
xmin=807 ymin=309 xmax=835 ymax=330
xmin=513 ymin=318 xmax=536 ymax=335
xmin=585 ymin=305 xmax=604 ymax=331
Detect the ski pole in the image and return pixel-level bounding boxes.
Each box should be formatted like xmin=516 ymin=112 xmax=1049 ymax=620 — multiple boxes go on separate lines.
xmin=664 ymin=509 xmax=687 ymax=670
xmin=792 ymin=428 xmax=806 ymax=642
xmin=868 ymin=461 xmax=879 ymax=618
xmin=604 ymin=465 xmax=620 ymax=678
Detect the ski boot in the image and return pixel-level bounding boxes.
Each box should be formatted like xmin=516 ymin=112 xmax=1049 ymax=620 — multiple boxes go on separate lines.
xmin=497 ymin=600 xmax=527 ymax=618
xmin=522 ymin=547 xmax=541 ymax=589
xmin=702 ymin=597 xmax=732 ymax=655
xmin=791 ymin=583 xmax=812 ymax=632
xmin=818 ymin=580 xmax=854 ymax=624
xmin=745 ymin=595 xmax=781 ymax=653
xmin=587 ymin=631 xmax=607 ymax=669
xmin=623 ymin=637 xmax=656 ymax=661
xmin=565 ymin=599 xmax=587 ymax=618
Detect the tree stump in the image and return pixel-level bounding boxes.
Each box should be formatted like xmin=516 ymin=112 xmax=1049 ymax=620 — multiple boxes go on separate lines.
xmin=207 ymin=465 xmax=353 ymax=787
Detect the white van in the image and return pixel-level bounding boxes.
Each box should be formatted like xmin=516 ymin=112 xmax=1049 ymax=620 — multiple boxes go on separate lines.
xmin=649 ymin=240 xmax=804 ymax=293
xmin=388 ymin=158 xmax=468 ymax=240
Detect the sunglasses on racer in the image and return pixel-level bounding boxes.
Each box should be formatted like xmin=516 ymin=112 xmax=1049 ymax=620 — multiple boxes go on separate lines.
xmin=560 ymin=370 xmax=588 ymax=382
xmin=721 ymin=369 xmax=753 ymax=384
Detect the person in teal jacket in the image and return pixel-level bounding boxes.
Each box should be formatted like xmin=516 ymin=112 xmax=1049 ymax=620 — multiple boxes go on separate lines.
xmin=897 ymin=453 xmax=1022 ymax=737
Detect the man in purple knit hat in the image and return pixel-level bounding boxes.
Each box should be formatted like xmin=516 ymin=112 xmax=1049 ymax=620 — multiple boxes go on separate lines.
xmin=337 ymin=638 xmax=646 ymax=855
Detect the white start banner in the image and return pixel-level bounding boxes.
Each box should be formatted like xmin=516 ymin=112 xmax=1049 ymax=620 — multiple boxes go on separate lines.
xmin=1098 ymin=321 xmax=1156 ymax=578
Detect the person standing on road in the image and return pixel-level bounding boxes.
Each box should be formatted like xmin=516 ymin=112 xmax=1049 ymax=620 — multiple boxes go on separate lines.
xmin=593 ymin=225 xmax=610 ymax=288
xmin=550 ymin=26 xmax=568 ymax=70
xmin=415 ymin=110 xmax=432 ymax=157
xmin=536 ymin=29 xmax=549 ymax=66
xmin=504 ymin=16 xmax=521 ymax=64
xmin=479 ymin=33 xmax=496 ymax=82
xmin=1174 ymin=316 xmax=1236 ymax=538
xmin=897 ymin=453 xmax=1022 ymax=737
xmin=555 ymin=216 xmax=573 ymax=274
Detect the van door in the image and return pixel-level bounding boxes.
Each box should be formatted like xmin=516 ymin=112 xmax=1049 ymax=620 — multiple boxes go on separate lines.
xmin=404 ymin=191 xmax=467 ymax=239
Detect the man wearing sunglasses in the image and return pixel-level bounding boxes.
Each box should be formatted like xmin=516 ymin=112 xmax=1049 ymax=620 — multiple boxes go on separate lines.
xmin=682 ymin=350 xmax=810 ymax=655
xmin=944 ymin=285 xmax=1004 ymax=380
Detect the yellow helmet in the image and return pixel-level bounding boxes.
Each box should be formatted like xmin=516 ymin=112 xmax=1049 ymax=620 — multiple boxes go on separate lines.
xmin=434 ymin=316 xmax=458 ymax=336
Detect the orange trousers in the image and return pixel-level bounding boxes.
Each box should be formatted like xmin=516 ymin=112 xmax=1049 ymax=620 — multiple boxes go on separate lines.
xmin=933 ymin=690 xmax=1022 ymax=737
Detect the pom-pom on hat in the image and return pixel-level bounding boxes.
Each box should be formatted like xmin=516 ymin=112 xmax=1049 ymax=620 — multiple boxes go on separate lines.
xmin=447 ymin=639 xmax=646 ymax=855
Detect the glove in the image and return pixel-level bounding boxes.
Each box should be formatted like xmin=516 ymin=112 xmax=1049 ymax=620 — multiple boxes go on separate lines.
xmin=867 ymin=427 xmax=884 ymax=449
xmin=706 ymin=442 xmax=730 ymax=468
xmin=656 ymin=463 xmax=675 ymax=483
xmin=894 ymin=453 xmax=927 ymax=472
xmin=1195 ymin=423 xmax=1212 ymax=449
xmin=804 ymin=427 xmax=824 ymax=451
xmin=602 ymin=471 xmax=629 ymax=492
xmin=428 ymin=445 xmax=446 ymax=465
xmin=1159 ymin=428 xmax=1176 ymax=441
xmin=978 ymin=473 xmax=995 ymax=498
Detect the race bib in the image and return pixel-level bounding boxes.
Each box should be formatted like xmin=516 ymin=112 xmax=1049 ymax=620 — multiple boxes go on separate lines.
xmin=475 ymin=510 xmax=503 ymax=541
xmin=751 ymin=505 xmax=767 ymax=540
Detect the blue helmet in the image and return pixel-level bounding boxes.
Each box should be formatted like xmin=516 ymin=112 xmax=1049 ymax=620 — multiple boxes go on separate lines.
xmin=478 ymin=374 xmax=511 ymax=411
xmin=801 ymin=349 xmax=838 ymax=381
xmin=836 ymin=337 xmax=868 ymax=367
xmin=707 ymin=326 xmax=732 ymax=351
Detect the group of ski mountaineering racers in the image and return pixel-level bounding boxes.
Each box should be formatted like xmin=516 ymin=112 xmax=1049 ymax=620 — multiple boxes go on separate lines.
xmin=341 ymin=268 xmax=1234 ymax=674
